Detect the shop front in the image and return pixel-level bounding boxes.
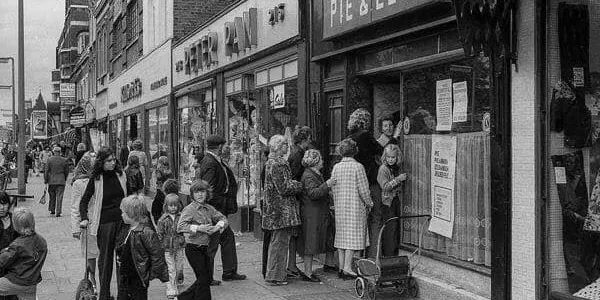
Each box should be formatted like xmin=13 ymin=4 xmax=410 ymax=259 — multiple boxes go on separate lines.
xmin=107 ymin=40 xmax=172 ymax=183
xmin=310 ymin=0 xmax=514 ymax=299
xmin=171 ymin=0 xmax=305 ymax=231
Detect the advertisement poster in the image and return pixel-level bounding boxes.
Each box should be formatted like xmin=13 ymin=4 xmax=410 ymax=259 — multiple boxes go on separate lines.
xmin=269 ymin=84 xmax=285 ymax=109
xmin=60 ymin=83 xmax=76 ymax=106
xmin=429 ymin=135 xmax=457 ymax=238
xmin=452 ymin=81 xmax=468 ymax=123
xmin=436 ymin=79 xmax=453 ymax=131
xmin=31 ymin=110 xmax=47 ymax=139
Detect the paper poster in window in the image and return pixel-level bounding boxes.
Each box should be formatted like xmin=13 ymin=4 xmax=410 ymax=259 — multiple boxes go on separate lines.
xmin=429 ymin=134 xmax=457 ymax=238
xmin=31 ymin=110 xmax=48 ymax=139
xmin=269 ymin=84 xmax=285 ymax=109
xmin=452 ymin=81 xmax=468 ymax=123
xmin=435 ymin=79 xmax=453 ymax=131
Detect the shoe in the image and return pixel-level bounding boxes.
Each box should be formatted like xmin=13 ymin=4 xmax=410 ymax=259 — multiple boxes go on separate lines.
xmin=222 ymin=272 xmax=247 ymax=281
xmin=265 ymin=280 xmax=288 ymax=286
xmin=323 ymin=265 xmax=338 ymax=273
xmin=341 ymin=271 xmax=357 ymax=280
xmin=55 ymin=213 xmax=61 ymax=217
xmin=287 ymin=269 xmax=301 ymax=278
xmin=337 ymin=270 xmax=343 ymax=279
xmin=49 ymin=212 xmax=55 ymax=216
xmin=210 ymin=279 xmax=221 ymax=286
xmin=302 ymin=273 xmax=321 ymax=283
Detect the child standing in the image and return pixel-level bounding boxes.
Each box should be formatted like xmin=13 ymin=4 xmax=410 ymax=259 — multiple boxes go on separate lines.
xmin=116 ymin=195 xmax=168 ymax=300
xmin=157 ymin=194 xmax=186 ymax=299
xmin=125 ymin=155 xmax=144 ymax=196
xmin=177 ymin=180 xmax=228 ymax=300
xmin=0 ymin=208 xmax=47 ymax=298
xmin=151 ymin=159 xmax=174 ymax=223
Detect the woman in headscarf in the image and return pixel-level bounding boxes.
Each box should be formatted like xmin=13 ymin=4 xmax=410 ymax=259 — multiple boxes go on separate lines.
xmin=70 ymin=151 xmax=99 ymax=292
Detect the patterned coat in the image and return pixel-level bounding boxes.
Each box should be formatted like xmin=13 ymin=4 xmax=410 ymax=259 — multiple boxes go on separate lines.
xmin=330 ymin=157 xmax=373 ymax=250
xmin=262 ymin=156 xmax=303 ymax=231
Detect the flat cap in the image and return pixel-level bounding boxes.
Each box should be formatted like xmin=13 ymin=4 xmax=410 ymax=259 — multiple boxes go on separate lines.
xmin=206 ymin=134 xmax=226 ymax=147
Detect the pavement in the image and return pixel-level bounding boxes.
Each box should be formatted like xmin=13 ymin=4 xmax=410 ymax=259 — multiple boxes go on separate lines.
xmin=8 ymin=172 xmax=417 ymax=300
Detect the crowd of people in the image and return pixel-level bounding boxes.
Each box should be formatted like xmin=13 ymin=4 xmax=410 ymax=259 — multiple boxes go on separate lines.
xmin=0 ymin=107 xmax=408 ymax=299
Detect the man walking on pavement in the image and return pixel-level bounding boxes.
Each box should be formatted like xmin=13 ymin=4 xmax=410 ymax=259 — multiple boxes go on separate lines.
xmin=44 ymin=146 xmax=69 ymax=217
xmin=196 ymin=134 xmax=247 ymax=285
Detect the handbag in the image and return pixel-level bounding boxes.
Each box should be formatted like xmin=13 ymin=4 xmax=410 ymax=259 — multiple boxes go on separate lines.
xmin=38 ymin=187 xmax=47 ymax=205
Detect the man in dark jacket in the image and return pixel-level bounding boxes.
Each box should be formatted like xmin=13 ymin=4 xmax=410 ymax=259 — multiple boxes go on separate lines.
xmin=195 ymin=135 xmax=246 ymax=285
xmin=120 ymin=139 xmax=132 ymax=168
xmin=44 ymin=147 xmax=69 ymax=217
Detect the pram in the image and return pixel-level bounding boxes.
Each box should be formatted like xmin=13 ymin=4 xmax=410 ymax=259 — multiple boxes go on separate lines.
xmin=354 ymin=214 xmax=431 ymax=300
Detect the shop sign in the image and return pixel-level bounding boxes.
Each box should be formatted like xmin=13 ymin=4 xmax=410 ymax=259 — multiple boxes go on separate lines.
xmin=269 ymin=84 xmax=285 ymax=109
xmin=121 ymin=78 xmax=142 ymax=102
xmin=109 ymin=102 xmax=118 ymax=109
xmin=429 ymin=134 xmax=456 ymax=239
xmin=60 ymin=83 xmax=77 ymax=106
xmin=70 ymin=106 xmax=86 ymax=127
xmin=150 ymin=77 xmax=168 ymax=90
xmin=60 ymin=107 xmax=70 ymax=123
xmin=323 ymin=0 xmax=446 ymax=39
xmin=267 ymin=4 xmax=285 ymax=25
xmin=176 ymin=8 xmax=258 ymax=74
xmin=31 ymin=110 xmax=48 ymax=139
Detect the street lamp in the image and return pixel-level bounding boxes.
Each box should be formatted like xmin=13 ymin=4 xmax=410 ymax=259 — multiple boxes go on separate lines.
xmin=0 ymin=57 xmax=15 ymax=143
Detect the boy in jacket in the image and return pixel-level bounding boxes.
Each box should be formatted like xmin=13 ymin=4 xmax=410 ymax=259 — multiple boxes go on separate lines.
xmin=116 ymin=195 xmax=168 ymax=300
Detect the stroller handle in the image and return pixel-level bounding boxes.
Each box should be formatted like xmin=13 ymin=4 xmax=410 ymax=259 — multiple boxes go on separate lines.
xmin=375 ymin=214 xmax=432 ymax=267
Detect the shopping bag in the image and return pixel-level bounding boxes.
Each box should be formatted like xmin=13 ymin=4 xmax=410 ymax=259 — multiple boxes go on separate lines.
xmin=75 ymin=228 xmax=97 ymax=300
xmin=38 ymin=188 xmax=47 ymax=205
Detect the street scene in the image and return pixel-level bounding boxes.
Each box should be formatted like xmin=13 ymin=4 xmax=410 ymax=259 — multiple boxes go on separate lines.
xmin=3 ymin=0 xmax=600 ymax=300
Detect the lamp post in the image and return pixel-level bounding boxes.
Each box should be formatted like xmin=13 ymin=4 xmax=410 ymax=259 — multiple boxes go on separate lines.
xmin=17 ymin=0 xmax=25 ymax=194
xmin=0 ymin=57 xmax=15 ymax=143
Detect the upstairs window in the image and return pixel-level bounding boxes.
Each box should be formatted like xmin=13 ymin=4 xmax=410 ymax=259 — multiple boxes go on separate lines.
xmin=77 ymin=32 xmax=89 ymax=55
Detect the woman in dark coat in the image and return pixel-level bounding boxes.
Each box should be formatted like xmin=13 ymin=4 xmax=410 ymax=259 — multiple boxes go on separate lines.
xmin=347 ymin=108 xmax=384 ymax=258
xmin=298 ymin=149 xmax=336 ymax=282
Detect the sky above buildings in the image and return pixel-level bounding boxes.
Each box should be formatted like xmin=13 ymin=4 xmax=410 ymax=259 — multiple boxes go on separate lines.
xmin=0 ymin=0 xmax=64 ymax=114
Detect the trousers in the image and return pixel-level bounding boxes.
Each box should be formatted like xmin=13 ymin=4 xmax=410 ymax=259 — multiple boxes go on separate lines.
xmin=178 ymin=244 xmax=211 ymax=300
xmin=265 ymin=228 xmax=291 ymax=282
xmin=97 ymin=221 xmax=122 ymax=300
xmin=48 ymin=185 xmax=65 ymax=215
xmin=165 ymin=249 xmax=185 ymax=296
xmin=208 ymin=223 xmax=238 ymax=279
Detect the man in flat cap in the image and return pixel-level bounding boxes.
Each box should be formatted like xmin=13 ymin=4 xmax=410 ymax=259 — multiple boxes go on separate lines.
xmin=195 ymin=134 xmax=247 ymax=285
xmin=44 ymin=146 xmax=69 ymax=217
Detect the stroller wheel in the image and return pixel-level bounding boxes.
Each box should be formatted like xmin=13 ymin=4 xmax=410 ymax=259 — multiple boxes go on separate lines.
xmin=366 ymin=281 xmax=376 ymax=300
xmin=355 ymin=277 xmax=366 ymax=298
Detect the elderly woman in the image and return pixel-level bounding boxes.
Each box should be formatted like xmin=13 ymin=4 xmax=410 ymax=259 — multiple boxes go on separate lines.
xmin=347 ymin=108 xmax=384 ymax=258
xmin=262 ymin=135 xmax=303 ymax=286
xmin=330 ymin=138 xmax=373 ymax=279
xmin=297 ymin=149 xmax=336 ymax=282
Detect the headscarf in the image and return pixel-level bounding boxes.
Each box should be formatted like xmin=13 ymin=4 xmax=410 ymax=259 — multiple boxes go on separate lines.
xmin=347 ymin=108 xmax=371 ymax=132
xmin=72 ymin=152 xmax=94 ymax=184
xmin=301 ymin=149 xmax=322 ymax=169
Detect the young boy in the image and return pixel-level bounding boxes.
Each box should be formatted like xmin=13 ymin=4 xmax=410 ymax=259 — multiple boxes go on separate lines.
xmin=177 ymin=180 xmax=228 ymax=300
xmin=117 ymin=195 xmax=169 ymax=300
xmin=0 ymin=208 xmax=47 ymax=298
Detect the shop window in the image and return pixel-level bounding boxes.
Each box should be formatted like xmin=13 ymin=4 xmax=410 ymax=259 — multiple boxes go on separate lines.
xmin=256 ymin=70 xmax=268 ymax=86
xmin=269 ymin=65 xmax=283 ymax=82
xmin=546 ymin=1 xmax=600 ymax=297
xmin=284 ymin=61 xmax=298 ymax=79
xmin=371 ymin=56 xmax=493 ymax=268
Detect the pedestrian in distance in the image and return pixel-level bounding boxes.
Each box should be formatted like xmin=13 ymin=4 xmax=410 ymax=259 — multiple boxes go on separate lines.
xmin=125 ymin=155 xmax=144 ymax=196
xmin=330 ymin=138 xmax=373 ymax=279
xmin=75 ymin=143 xmax=87 ymax=166
xmin=195 ymin=134 xmax=246 ymax=285
xmin=70 ymin=152 xmax=99 ymax=292
xmin=0 ymin=208 xmax=47 ymax=298
xmin=152 ymin=156 xmax=173 ymax=224
xmin=115 ymin=195 xmax=169 ymax=300
xmin=128 ymin=139 xmax=149 ymax=193
xmin=79 ymin=146 xmax=127 ymax=300
xmin=44 ymin=146 xmax=69 ymax=217
xmin=177 ymin=180 xmax=229 ymax=300
xmin=262 ymin=135 xmax=304 ymax=286
xmin=156 ymin=194 xmax=186 ymax=299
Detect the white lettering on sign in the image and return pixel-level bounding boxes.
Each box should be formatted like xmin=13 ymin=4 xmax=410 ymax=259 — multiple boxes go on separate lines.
xmin=346 ymin=0 xmax=353 ymax=21
xmin=330 ymin=0 xmax=336 ymax=27
xmin=376 ymin=0 xmax=384 ymax=10
xmin=224 ymin=8 xmax=258 ymax=57
xmin=121 ymin=78 xmax=142 ymax=102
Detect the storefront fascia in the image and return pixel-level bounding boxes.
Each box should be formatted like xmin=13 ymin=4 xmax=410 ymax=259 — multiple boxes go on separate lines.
xmin=310 ymin=1 xmax=517 ymax=299
xmin=107 ymin=40 xmax=172 ymax=171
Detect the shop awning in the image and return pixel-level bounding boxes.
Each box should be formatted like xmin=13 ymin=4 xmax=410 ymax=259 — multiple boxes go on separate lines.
xmin=174 ymin=78 xmax=214 ymax=98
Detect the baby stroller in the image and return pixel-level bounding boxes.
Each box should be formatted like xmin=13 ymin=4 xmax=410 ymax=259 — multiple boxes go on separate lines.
xmin=354 ymin=214 xmax=431 ymax=300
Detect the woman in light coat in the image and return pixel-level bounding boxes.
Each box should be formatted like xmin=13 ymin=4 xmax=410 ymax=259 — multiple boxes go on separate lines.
xmin=330 ymin=138 xmax=373 ymax=279
xmin=70 ymin=152 xmax=99 ymax=291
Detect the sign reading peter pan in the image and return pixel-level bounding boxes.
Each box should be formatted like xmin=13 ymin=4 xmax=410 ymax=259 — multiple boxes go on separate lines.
xmin=323 ymin=0 xmax=448 ymax=39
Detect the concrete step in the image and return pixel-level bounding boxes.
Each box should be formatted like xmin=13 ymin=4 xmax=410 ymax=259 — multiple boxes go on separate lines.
xmin=413 ymin=271 xmax=489 ymax=300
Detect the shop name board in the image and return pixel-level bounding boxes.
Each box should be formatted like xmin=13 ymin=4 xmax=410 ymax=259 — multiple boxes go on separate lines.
xmin=121 ymin=78 xmax=142 ymax=102
xmin=70 ymin=107 xmax=86 ymax=127
xmin=176 ymin=8 xmax=258 ymax=75
xmin=151 ymin=77 xmax=168 ymax=90
xmin=323 ymin=0 xmax=446 ymax=39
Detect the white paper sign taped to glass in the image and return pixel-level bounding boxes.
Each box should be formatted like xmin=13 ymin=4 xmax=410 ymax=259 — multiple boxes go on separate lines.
xmin=436 ymin=79 xmax=453 ymax=131
xmin=452 ymin=81 xmax=468 ymax=123
xmin=269 ymin=84 xmax=285 ymax=109
xmin=429 ymin=134 xmax=457 ymax=238
xmin=31 ymin=110 xmax=48 ymax=139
